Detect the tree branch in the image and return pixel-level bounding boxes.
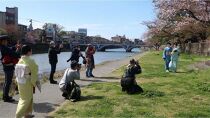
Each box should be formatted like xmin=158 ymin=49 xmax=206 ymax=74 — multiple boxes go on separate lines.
xmin=178 ymin=9 xmax=210 ymax=25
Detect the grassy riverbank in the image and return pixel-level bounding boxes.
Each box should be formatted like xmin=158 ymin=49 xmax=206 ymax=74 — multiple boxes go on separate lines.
xmin=51 ymin=51 xmax=210 ymax=117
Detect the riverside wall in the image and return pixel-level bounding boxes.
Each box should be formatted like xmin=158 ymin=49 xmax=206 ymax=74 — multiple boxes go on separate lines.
xmin=181 ymin=42 xmax=210 ymax=56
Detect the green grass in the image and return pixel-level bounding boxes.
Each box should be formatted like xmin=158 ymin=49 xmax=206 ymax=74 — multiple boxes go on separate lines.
xmin=0 ymin=91 xmax=2 ymax=100
xmin=52 ymin=51 xmax=210 ymax=118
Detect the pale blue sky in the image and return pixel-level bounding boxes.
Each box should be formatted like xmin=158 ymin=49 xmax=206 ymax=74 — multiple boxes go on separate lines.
xmin=0 ymin=0 xmax=155 ymax=40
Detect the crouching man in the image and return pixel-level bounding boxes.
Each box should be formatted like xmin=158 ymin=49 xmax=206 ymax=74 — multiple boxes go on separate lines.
xmin=121 ymin=59 xmax=143 ymax=94
xmin=59 ymin=61 xmax=81 ymax=102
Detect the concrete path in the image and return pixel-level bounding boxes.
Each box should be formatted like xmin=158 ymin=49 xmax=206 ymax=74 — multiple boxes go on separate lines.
xmin=0 ymin=52 xmax=145 ymax=118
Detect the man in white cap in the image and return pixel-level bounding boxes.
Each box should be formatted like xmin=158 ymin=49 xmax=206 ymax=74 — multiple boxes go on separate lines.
xmin=48 ymin=41 xmax=63 ymax=84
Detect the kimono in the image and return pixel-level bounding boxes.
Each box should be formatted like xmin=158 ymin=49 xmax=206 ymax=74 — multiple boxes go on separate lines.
xmin=15 ymin=56 xmax=38 ymax=118
xmin=163 ymin=47 xmax=172 ymax=71
xmin=169 ymin=48 xmax=179 ymax=72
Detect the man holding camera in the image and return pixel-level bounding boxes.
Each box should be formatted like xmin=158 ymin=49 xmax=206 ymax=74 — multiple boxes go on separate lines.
xmin=121 ymin=59 xmax=143 ymax=94
xmin=59 ymin=61 xmax=81 ymax=101
xmin=48 ymin=41 xmax=63 ymax=84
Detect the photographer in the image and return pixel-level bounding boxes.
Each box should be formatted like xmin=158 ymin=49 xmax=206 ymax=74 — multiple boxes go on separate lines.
xmin=121 ymin=59 xmax=143 ymax=94
xmin=48 ymin=41 xmax=63 ymax=84
xmin=0 ymin=35 xmax=21 ymax=102
xmin=67 ymin=45 xmax=85 ymax=63
xmin=59 ymin=61 xmax=81 ymax=102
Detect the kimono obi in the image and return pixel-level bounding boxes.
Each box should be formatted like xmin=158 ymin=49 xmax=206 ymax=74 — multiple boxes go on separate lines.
xmin=15 ymin=64 xmax=31 ymax=84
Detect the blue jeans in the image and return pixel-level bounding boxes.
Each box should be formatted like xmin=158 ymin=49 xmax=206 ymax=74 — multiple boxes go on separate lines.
xmin=164 ymin=58 xmax=170 ymax=70
xmin=86 ymin=67 xmax=93 ymax=77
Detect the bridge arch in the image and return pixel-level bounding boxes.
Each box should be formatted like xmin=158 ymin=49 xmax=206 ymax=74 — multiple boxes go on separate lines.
xmin=97 ymin=44 xmax=128 ymax=52
xmin=70 ymin=43 xmax=144 ymax=52
xmin=125 ymin=45 xmax=142 ymax=52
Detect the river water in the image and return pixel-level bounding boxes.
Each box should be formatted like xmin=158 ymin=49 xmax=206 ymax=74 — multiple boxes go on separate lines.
xmin=31 ymin=48 xmax=141 ymax=73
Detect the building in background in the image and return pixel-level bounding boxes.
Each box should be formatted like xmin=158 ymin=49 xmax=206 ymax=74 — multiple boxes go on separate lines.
xmin=111 ymin=35 xmax=126 ymax=43
xmin=5 ymin=7 xmax=18 ymax=27
xmin=33 ymin=28 xmax=43 ymax=42
xmin=134 ymin=38 xmax=144 ymax=45
xmin=0 ymin=12 xmax=6 ymax=29
xmin=0 ymin=7 xmax=18 ymax=30
xmin=78 ymin=28 xmax=87 ymax=36
xmin=91 ymin=35 xmax=111 ymax=44
xmin=44 ymin=23 xmax=55 ymax=41
xmin=18 ymin=24 xmax=27 ymax=41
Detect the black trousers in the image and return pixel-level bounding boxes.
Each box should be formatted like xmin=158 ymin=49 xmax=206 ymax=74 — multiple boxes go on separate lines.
xmin=121 ymin=77 xmax=143 ymax=94
xmin=49 ymin=63 xmax=57 ymax=81
xmin=3 ymin=66 xmax=14 ymax=99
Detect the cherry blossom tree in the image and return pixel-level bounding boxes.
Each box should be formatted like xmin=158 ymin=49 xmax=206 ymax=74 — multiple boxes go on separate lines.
xmin=144 ymin=0 xmax=210 ymax=45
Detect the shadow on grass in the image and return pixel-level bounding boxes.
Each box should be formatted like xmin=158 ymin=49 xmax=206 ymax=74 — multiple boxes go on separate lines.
xmin=34 ymin=102 xmax=59 ymax=113
xmin=176 ymin=69 xmax=197 ymax=74
xmin=95 ymin=76 xmax=120 ymax=80
xmin=176 ymin=71 xmax=188 ymax=74
xmin=80 ymin=95 xmax=104 ymax=101
xmin=79 ymin=79 xmax=104 ymax=82
xmin=141 ymin=90 xmax=165 ymax=98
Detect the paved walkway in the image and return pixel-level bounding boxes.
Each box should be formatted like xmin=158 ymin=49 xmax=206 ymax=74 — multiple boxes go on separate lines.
xmin=0 ymin=52 xmax=145 ymax=118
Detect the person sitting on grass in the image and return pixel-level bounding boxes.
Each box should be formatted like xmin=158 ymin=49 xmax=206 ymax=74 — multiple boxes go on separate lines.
xmin=59 ymin=61 xmax=81 ymax=102
xmin=121 ymin=59 xmax=143 ymax=94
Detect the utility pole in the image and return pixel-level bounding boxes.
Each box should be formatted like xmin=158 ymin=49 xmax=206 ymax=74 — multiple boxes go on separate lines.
xmin=53 ymin=24 xmax=57 ymax=41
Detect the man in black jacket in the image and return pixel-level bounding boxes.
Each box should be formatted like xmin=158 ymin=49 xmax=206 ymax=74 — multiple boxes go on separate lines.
xmin=0 ymin=35 xmax=21 ymax=102
xmin=67 ymin=45 xmax=85 ymax=63
xmin=48 ymin=41 xmax=63 ymax=84
xmin=121 ymin=59 xmax=143 ymax=94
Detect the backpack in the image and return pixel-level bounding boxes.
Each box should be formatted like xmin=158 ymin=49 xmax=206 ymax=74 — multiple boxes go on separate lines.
xmin=2 ymin=55 xmax=19 ymax=65
xmin=70 ymin=81 xmax=81 ymax=101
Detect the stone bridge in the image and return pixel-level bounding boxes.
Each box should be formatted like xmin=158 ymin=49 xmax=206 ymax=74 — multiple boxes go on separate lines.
xmin=69 ymin=43 xmax=150 ymax=52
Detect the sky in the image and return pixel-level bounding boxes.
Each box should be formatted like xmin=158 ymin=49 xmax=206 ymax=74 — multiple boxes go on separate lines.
xmin=0 ymin=0 xmax=155 ymax=40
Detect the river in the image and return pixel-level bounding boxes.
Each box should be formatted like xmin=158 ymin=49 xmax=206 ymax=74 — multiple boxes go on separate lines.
xmin=30 ymin=48 xmax=141 ymax=73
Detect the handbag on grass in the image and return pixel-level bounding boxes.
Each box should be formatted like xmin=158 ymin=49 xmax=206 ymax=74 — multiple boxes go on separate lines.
xmin=70 ymin=81 xmax=81 ymax=101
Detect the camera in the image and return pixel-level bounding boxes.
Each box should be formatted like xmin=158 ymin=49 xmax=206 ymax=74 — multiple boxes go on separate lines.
xmin=135 ymin=60 xmax=139 ymax=65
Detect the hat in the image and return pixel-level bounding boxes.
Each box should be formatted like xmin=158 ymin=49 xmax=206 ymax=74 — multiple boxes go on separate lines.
xmin=50 ymin=41 xmax=55 ymax=45
xmin=0 ymin=35 xmax=9 ymax=40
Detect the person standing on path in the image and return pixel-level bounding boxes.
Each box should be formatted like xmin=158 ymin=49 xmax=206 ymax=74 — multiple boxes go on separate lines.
xmin=15 ymin=45 xmax=38 ymax=118
xmin=0 ymin=35 xmax=21 ymax=102
xmin=162 ymin=42 xmax=172 ymax=72
xmin=85 ymin=44 xmax=95 ymax=78
xmin=169 ymin=43 xmax=180 ymax=73
xmin=67 ymin=45 xmax=85 ymax=63
xmin=48 ymin=41 xmax=63 ymax=84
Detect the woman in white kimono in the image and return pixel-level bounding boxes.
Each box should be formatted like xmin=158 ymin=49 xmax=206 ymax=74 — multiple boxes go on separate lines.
xmin=15 ymin=45 xmax=38 ymax=118
xmin=169 ymin=43 xmax=180 ymax=72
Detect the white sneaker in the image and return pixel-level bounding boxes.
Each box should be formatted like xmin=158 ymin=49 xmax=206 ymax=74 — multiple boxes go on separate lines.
xmin=166 ymin=70 xmax=169 ymax=72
